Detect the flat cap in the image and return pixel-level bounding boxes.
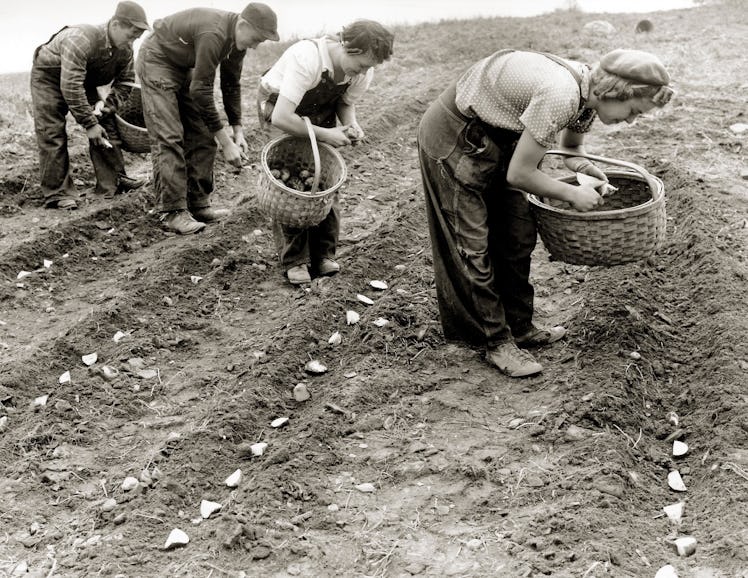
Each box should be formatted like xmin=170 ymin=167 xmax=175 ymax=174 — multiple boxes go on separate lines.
xmin=600 ymin=49 xmax=670 ymax=86
xmin=114 ymin=1 xmax=149 ymax=30
xmin=240 ymin=3 xmax=279 ymax=41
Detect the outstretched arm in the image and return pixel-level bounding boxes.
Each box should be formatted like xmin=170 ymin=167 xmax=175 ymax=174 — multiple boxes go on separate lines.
xmin=271 ymin=95 xmax=352 ymax=147
xmin=506 ymin=129 xmax=602 ymax=212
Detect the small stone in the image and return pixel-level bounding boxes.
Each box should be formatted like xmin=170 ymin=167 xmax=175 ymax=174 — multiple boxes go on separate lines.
xmin=121 ymin=477 xmax=139 ymax=491
xmin=629 ymin=351 xmax=641 ymax=360
xmin=82 ymin=353 xmax=98 ymax=366
xmin=372 ymin=318 xmax=389 ymax=327
xmin=200 ymin=500 xmax=222 ymax=519
xmin=355 ymin=483 xmax=376 ymax=493
xmin=327 ymin=504 xmax=339 ymax=512
xmin=225 ymin=469 xmax=242 ymax=488
xmin=164 ymin=528 xmax=189 ymax=550
xmin=564 ymin=424 xmax=591 ymax=441
xmin=729 ymin=123 xmax=748 ymax=134
xmin=271 ymin=417 xmax=289 ymax=428
xmin=667 ymin=411 xmax=679 ymax=426
xmin=304 ymin=360 xmax=327 ymax=374
xmin=293 ymin=383 xmax=311 ymax=402
xmin=0 ymin=416 xmax=7 ymax=431
xmin=101 ymin=498 xmax=117 ymax=512
xmin=162 ymin=296 xmax=174 ymax=306
xmin=59 ymin=371 xmax=71 ymax=384
xmin=33 ymin=395 xmax=49 ymax=408
xmin=112 ymin=331 xmax=126 ymax=343
xmin=466 ymin=538 xmax=482 ymax=550
xmin=139 ymin=469 xmax=153 ymax=486
xmin=190 ymin=276 xmax=202 ymax=284
xmin=136 ymin=369 xmax=158 ymax=379
xmin=370 ymin=280 xmax=388 ymax=290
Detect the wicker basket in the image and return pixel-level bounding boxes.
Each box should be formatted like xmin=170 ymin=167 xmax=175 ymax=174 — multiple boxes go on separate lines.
xmin=114 ymin=83 xmax=150 ymax=154
xmin=257 ymin=117 xmax=347 ymax=228
xmin=528 ymin=151 xmax=666 ymax=266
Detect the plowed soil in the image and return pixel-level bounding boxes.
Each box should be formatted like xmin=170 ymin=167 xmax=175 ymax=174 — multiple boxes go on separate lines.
xmin=1 ymin=4 xmax=746 ymax=577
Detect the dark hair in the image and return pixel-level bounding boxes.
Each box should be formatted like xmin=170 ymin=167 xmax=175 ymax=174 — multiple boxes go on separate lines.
xmin=340 ymin=20 xmax=394 ymax=63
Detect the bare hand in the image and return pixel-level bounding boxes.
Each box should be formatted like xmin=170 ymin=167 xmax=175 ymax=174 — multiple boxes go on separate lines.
xmin=232 ymin=131 xmax=249 ymax=161
xmin=320 ymin=127 xmax=352 ymax=148
xmin=222 ymin=140 xmax=244 ymax=169
xmin=577 ymin=162 xmax=608 ymax=183
xmin=571 ymin=185 xmax=603 ymax=212
xmin=87 ymin=124 xmax=112 ymax=148
xmin=344 ymin=123 xmax=365 ymax=144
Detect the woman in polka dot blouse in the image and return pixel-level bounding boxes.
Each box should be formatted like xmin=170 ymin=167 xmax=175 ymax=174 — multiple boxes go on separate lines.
xmin=417 ymin=48 xmax=673 ymax=378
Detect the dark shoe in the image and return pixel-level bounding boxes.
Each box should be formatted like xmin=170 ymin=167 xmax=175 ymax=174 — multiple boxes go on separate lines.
xmin=487 ymin=341 xmax=543 ymax=377
xmin=191 ymin=207 xmax=230 ymax=223
xmin=162 ymin=210 xmax=206 ymax=235
xmin=45 ymin=197 xmax=78 ymax=210
xmin=514 ymin=325 xmax=567 ymax=348
xmin=316 ymin=258 xmax=340 ymax=277
xmin=287 ymin=265 xmax=311 ymax=285
xmin=117 ymin=175 xmax=147 ymax=193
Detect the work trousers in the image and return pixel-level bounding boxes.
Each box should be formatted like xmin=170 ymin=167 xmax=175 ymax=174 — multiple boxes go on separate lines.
xmin=417 ymin=86 xmax=537 ymax=347
xmin=136 ymin=36 xmax=216 ymax=212
xmin=30 ymin=67 xmax=126 ymax=202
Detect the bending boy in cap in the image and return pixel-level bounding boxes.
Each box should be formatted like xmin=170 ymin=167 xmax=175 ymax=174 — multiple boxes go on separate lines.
xmin=136 ymin=3 xmax=279 ymax=235
xmin=31 ymin=1 xmax=150 ymax=210
xmin=417 ymin=48 xmax=673 ymax=378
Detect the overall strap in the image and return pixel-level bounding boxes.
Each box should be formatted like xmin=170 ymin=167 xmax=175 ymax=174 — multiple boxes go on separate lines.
xmin=34 ymin=25 xmax=69 ymax=62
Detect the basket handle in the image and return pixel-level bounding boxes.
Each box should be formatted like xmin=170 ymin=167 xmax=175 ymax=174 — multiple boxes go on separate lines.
xmin=545 ymin=149 xmax=655 ymax=183
xmin=302 ymin=116 xmax=321 ymax=194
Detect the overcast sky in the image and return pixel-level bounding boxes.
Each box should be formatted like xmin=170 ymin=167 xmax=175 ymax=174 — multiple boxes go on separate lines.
xmin=0 ymin=0 xmax=694 ymax=74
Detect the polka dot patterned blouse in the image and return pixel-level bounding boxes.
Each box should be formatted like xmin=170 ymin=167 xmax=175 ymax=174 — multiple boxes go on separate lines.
xmin=455 ymin=50 xmax=595 ymax=148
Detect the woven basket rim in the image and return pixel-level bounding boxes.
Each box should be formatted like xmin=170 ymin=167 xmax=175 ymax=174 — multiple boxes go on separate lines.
xmin=114 ymin=113 xmax=147 ymax=133
xmin=260 ymin=134 xmax=347 ymax=199
xmin=528 ymin=169 xmax=664 ymax=222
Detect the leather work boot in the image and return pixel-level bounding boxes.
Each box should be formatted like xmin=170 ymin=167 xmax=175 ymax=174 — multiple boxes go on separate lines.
xmin=117 ymin=175 xmax=147 ymax=193
xmin=191 ymin=207 xmax=230 ymax=223
xmin=286 ymin=264 xmax=312 ymax=285
xmin=162 ymin=210 xmax=206 ymax=235
xmin=487 ymin=341 xmax=543 ymax=377
xmin=316 ymin=258 xmax=340 ymax=277
xmin=514 ymin=325 xmax=567 ymax=348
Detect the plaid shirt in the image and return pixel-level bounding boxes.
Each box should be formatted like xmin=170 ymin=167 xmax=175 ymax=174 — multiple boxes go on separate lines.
xmin=33 ymin=22 xmax=135 ymax=129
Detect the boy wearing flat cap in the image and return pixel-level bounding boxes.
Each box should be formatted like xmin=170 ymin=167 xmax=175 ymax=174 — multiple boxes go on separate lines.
xmin=30 ymin=1 xmax=150 ymax=210
xmin=136 ymin=3 xmax=279 ymax=235
xmin=416 ymin=47 xmax=673 ymax=378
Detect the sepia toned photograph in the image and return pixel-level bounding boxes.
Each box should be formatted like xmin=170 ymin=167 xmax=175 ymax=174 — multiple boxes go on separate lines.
xmin=0 ymin=0 xmax=745 ymax=576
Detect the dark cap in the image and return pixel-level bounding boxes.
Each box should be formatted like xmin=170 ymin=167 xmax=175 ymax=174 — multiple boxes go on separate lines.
xmin=240 ymin=3 xmax=279 ymax=41
xmin=114 ymin=1 xmax=150 ymax=30
xmin=600 ymin=49 xmax=670 ymax=86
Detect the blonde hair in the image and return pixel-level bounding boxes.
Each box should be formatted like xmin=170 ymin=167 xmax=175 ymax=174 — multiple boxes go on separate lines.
xmin=590 ymin=65 xmax=673 ymax=106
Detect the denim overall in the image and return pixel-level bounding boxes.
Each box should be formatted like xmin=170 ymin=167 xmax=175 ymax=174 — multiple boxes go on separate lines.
xmin=417 ymin=52 xmax=585 ymax=348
